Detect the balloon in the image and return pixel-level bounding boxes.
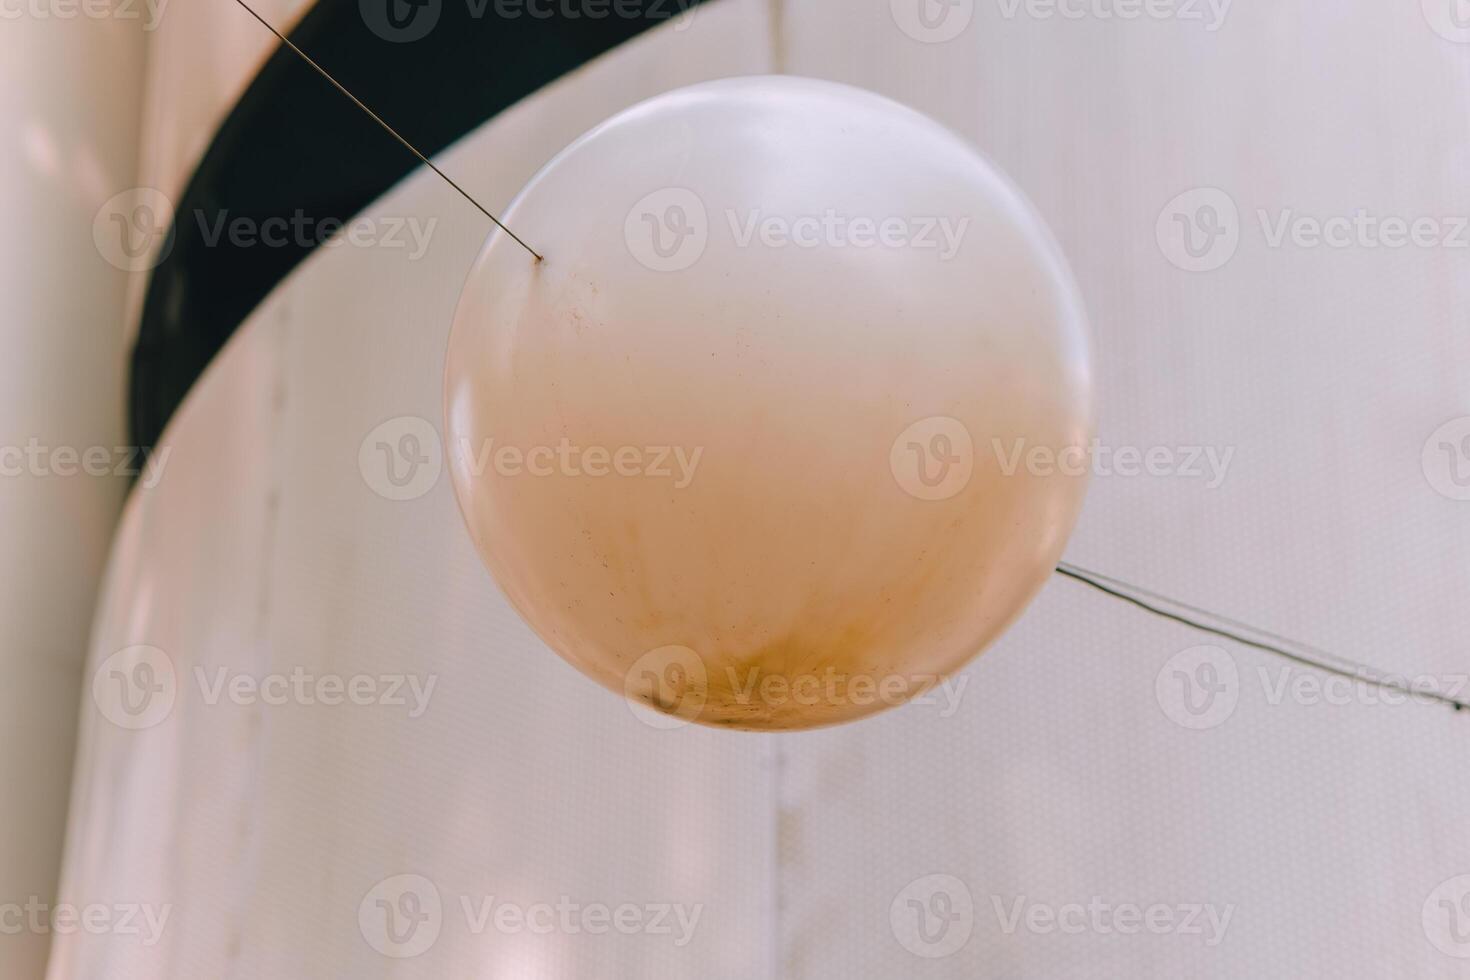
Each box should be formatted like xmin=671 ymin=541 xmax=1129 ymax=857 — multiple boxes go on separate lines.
xmin=445 ymin=76 xmax=1092 ymax=731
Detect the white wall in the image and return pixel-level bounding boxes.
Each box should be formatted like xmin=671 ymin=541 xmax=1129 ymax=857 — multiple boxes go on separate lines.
xmin=46 ymin=1 xmax=1470 ymax=977
xmin=0 ymin=10 xmax=147 ymax=980
xmin=775 ymin=3 xmax=1470 ymax=976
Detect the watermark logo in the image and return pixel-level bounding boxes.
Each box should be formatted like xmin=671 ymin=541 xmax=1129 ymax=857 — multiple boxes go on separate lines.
xmin=1155 ymin=645 xmax=1238 ymax=730
xmin=625 ymin=651 xmax=970 ymax=729
xmin=359 ymin=875 xmax=703 ymax=956
xmin=1258 ymin=666 xmax=1466 ymax=710
xmin=891 ymin=0 xmax=974 ymax=42
xmin=360 ymin=874 xmax=443 ymax=958
xmin=362 ymin=0 xmax=695 ymax=42
xmin=734 ymin=668 xmax=964 ymax=716
xmin=625 ymin=188 xmax=708 ymax=272
xmin=0 ymin=898 xmax=172 ymax=946
xmin=992 ymin=895 xmax=1234 ymax=945
xmin=994 ymin=0 xmax=1232 ymax=30
xmin=0 ymin=441 xmax=171 ymax=488
xmin=625 ymin=189 xmax=971 ymax=270
xmin=993 ymin=438 xmax=1233 ymax=488
xmin=1257 ymin=209 xmax=1470 ymax=250
xmin=1422 ymin=417 xmax=1470 ymax=501
xmin=92 ymin=645 xmax=178 ymax=731
xmin=459 ymin=895 xmax=703 ymax=945
xmin=360 ymin=416 xmax=443 ymax=501
xmin=1163 ymin=192 xmax=1470 ymax=269
xmin=1423 ymin=0 xmax=1470 ymax=43
xmin=725 ymin=210 xmax=969 ymax=259
xmin=193 ymin=666 xmax=437 ymax=717
xmin=891 ymin=416 xmax=974 ymax=501
xmin=1424 ymin=875 xmax=1470 ymax=958
xmin=192 ymin=210 xmax=438 ymax=258
xmin=1156 ymin=187 xmax=1239 ymax=272
xmin=97 ymin=656 xmax=436 ymax=726
xmin=93 ymin=188 xmax=174 ymax=272
xmin=890 ymin=874 xmax=974 ymax=958
xmin=97 ymin=192 xmax=435 ymax=268
xmin=454 ymin=437 xmax=703 ymax=488
xmin=624 ymin=645 xmax=708 ymax=729
xmin=0 ymin=0 xmax=168 ymax=29
xmin=1162 ymin=647 xmax=1466 ymax=723
xmin=361 ymin=0 xmax=441 ymax=40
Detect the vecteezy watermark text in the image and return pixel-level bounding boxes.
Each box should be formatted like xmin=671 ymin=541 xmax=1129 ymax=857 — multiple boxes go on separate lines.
xmin=358 ymin=416 xmax=705 ymax=502
xmin=993 ymin=437 xmax=1234 ymax=488
xmin=1159 ymin=187 xmax=1470 ymax=272
xmin=624 ymin=188 xmax=973 ymax=272
xmin=456 ymin=438 xmax=703 ymax=489
xmin=725 ymin=209 xmax=970 ymax=260
xmin=358 ymin=875 xmax=703 ymax=958
xmin=93 ymin=189 xmax=439 ymax=272
xmin=890 ymin=0 xmax=1229 ymax=42
xmin=720 ymin=666 xmax=967 ymax=717
xmin=1257 ymin=209 xmax=1470 ymax=251
xmin=92 ymin=646 xmax=440 ymax=730
xmin=995 ymin=0 xmax=1231 ymax=30
xmin=991 ymin=895 xmax=1235 ymax=946
xmin=888 ymin=418 xmax=1234 ymax=501
xmin=0 ymin=898 xmax=171 ymax=947
xmin=0 ymin=440 xmax=169 ymax=488
xmin=194 ymin=666 xmax=438 ymax=718
xmin=888 ymin=873 xmax=1235 ymax=959
xmin=360 ymin=0 xmax=697 ymax=44
xmin=193 ymin=210 xmax=438 ymax=259
xmin=1156 ymin=644 xmax=1468 ymax=731
xmin=623 ymin=645 xmax=970 ymax=730
xmin=0 ymin=0 xmax=167 ymax=29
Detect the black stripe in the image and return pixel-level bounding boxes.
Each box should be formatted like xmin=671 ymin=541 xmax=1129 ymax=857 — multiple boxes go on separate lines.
xmin=130 ymin=0 xmax=710 ymax=450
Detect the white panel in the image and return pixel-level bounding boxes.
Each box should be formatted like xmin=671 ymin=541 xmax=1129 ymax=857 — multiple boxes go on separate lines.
xmin=0 ymin=12 xmax=146 ymax=980
xmin=50 ymin=5 xmax=776 ymax=979
xmin=44 ymin=307 xmax=286 ymax=980
xmin=778 ymin=1 xmax=1470 ymax=977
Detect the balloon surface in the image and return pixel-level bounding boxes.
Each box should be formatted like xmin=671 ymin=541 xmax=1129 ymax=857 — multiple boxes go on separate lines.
xmin=445 ymin=76 xmax=1092 ymax=730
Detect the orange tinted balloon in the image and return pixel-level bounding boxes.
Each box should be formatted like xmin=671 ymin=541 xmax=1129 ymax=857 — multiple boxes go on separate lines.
xmin=446 ymin=77 xmax=1092 ymax=730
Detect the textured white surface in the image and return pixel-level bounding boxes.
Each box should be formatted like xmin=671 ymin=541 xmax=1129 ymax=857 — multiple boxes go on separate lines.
xmin=49 ymin=0 xmax=1470 ymax=977
xmin=777 ymin=1 xmax=1470 ymax=977
xmin=0 ymin=12 xmax=145 ymax=980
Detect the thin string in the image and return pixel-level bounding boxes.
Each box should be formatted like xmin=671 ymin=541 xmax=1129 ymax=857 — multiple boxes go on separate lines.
xmin=229 ymin=0 xmax=544 ymax=263
xmin=1055 ymin=561 xmax=1470 ymax=713
xmin=233 ymin=0 xmax=1461 ymax=718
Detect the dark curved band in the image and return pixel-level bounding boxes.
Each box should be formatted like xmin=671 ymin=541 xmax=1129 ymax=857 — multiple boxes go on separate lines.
xmin=130 ymin=0 xmax=709 ymax=449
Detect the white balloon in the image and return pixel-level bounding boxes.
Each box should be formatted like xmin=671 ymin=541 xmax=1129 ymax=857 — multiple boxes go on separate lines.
xmin=445 ymin=76 xmax=1092 ymax=730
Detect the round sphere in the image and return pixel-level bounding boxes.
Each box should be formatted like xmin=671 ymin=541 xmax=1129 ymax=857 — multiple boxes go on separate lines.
xmin=445 ymin=76 xmax=1092 ymax=731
